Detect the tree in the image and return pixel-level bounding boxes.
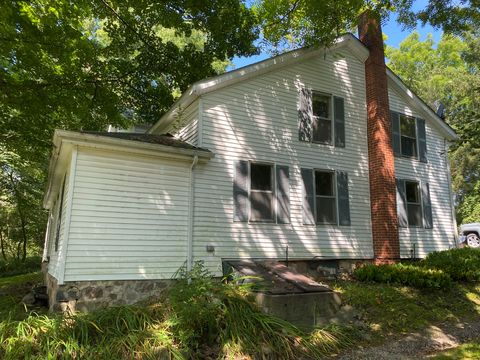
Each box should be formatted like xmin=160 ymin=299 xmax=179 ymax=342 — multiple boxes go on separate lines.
xmin=0 ymin=0 xmax=259 ymax=260
xmin=386 ymin=32 xmax=480 ymax=225
xmin=254 ymin=0 xmax=480 ymax=51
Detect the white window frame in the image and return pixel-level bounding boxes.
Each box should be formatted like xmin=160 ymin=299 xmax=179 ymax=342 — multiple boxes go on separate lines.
xmin=248 ymin=161 xmax=276 ymax=223
xmin=314 ymin=169 xmax=338 ymax=225
xmin=399 ymin=114 xmax=418 ymax=159
xmin=311 ymin=91 xmax=334 ymax=146
xmin=404 ymin=179 xmax=423 ymax=228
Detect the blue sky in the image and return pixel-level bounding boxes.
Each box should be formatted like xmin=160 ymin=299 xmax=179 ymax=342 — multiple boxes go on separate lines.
xmin=231 ymin=1 xmax=442 ymax=69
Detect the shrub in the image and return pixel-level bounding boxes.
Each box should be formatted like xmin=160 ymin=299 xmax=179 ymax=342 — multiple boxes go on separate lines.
xmin=0 ymin=256 xmax=41 ymax=277
xmin=423 ymin=248 xmax=480 ymax=282
xmin=353 ymin=263 xmax=452 ymax=289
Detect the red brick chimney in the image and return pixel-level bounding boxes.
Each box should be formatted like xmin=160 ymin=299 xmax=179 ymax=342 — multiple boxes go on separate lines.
xmin=358 ymin=10 xmax=400 ymax=263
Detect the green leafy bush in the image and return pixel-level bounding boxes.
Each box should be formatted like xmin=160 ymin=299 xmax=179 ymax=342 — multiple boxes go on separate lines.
xmin=0 ymin=256 xmax=41 ymax=277
xmin=423 ymin=248 xmax=480 ymax=282
xmin=353 ymin=263 xmax=452 ymax=289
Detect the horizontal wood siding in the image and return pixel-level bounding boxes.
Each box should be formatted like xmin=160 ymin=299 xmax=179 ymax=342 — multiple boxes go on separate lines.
xmin=174 ymin=101 xmax=198 ymax=145
xmin=389 ymin=88 xmax=456 ymax=257
xmin=193 ymin=50 xmax=373 ymax=274
xmin=47 ymin=171 xmax=70 ymax=280
xmin=64 ymin=148 xmax=191 ymax=281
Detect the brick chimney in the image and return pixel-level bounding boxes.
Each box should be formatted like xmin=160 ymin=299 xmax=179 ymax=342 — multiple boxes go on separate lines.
xmin=358 ymin=10 xmax=400 ymax=262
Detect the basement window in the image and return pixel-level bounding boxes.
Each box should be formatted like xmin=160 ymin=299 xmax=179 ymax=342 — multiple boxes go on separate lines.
xmin=250 ymin=163 xmax=274 ymax=222
xmin=400 ymin=115 xmax=417 ymax=158
xmin=312 ymin=92 xmax=332 ymax=144
xmin=315 ymin=170 xmax=337 ymax=224
xmin=405 ymin=181 xmax=422 ymax=227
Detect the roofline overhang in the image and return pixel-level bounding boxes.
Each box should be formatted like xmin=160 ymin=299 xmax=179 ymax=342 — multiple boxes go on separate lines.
xmin=148 ymin=34 xmax=369 ymax=134
xmin=43 ymin=130 xmax=214 ymax=209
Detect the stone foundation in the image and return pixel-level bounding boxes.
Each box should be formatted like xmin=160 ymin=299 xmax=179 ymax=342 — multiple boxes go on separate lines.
xmin=45 ymin=274 xmax=171 ymax=312
xmin=279 ymin=259 xmax=368 ymax=281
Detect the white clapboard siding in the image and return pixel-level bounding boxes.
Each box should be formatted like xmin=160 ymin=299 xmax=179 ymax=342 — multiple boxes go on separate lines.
xmin=63 ymin=148 xmax=191 ymax=281
xmin=389 ymin=88 xmax=456 ymax=257
xmin=174 ymin=100 xmax=198 ymax=145
xmin=47 ymin=171 xmax=70 ymax=280
xmin=188 ymin=50 xmax=374 ymax=275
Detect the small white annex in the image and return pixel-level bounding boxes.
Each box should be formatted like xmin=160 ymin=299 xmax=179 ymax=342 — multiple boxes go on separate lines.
xmin=43 ymin=34 xmax=458 ymax=297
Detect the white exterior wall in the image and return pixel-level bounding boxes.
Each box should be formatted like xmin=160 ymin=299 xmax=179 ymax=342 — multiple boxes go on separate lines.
xmin=63 ymin=148 xmax=191 ymax=281
xmin=46 ymin=170 xmax=70 ymax=280
xmin=174 ymin=101 xmax=198 ymax=145
xmin=190 ymin=50 xmax=374 ymax=274
xmin=389 ymin=88 xmax=456 ymax=257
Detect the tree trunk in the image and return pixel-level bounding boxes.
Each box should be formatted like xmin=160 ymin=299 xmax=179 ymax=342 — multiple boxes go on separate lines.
xmin=0 ymin=227 xmax=7 ymax=261
xmin=8 ymin=171 xmax=28 ymax=261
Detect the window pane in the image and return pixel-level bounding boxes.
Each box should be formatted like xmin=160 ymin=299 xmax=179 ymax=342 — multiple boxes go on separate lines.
xmin=401 ymin=136 xmax=417 ymax=157
xmin=407 ymin=204 xmax=422 ymax=227
xmin=400 ymin=115 xmax=416 ymax=137
xmin=405 ymin=181 xmax=420 ymax=203
xmin=312 ymin=118 xmax=332 ymax=144
xmin=316 ymin=197 xmax=336 ymax=224
xmin=250 ymin=192 xmax=274 ymax=221
xmin=312 ymin=93 xmax=330 ymax=119
xmin=251 ymin=164 xmax=272 ymax=191
xmin=315 ymin=171 xmax=334 ymax=196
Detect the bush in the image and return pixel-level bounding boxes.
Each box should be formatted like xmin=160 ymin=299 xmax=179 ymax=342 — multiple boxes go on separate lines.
xmin=423 ymin=248 xmax=480 ymax=282
xmin=353 ymin=263 xmax=452 ymax=289
xmin=0 ymin=256 xmax=41 ymax=277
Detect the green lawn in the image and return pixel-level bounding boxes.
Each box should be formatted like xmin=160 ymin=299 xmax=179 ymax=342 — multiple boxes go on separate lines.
xmin=0 ymin=272 xmax=43 ymax=320
xmin=430 ymin=340 xmax=480 ymax=359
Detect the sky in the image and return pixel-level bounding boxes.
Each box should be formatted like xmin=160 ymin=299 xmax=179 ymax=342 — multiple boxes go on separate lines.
xmin=231 ymin=1 xmax=443 ymax=69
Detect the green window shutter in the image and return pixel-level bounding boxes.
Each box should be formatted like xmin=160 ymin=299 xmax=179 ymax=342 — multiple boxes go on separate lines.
xmin=298 ymin=88 xmax=313 ymax=142
xmin=334 ymin=96 xmax=345 ymax=147
xmin=396 ymin=179 xmax=408 ymax=228
xmin=301 ymin=168 xmax=315 ymax=225
xmin=390 ymin=111 xmax=401 ymax=157
xmin=422 ymin=182 xmax=433 ymax=229
xmin=336 ymin=171 xmax=351 ymax=226
xmin=416 ymin=118 xmax=428 ymax=163
xmin=233 ymin=160 xmax=249 ymax=222
xmin=276 ymin=165 xmax=290 ymax=224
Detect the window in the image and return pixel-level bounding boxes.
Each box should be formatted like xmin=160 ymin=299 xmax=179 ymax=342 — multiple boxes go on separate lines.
xmin=400 ymin=115 xmax=417 ymax=158
xmin=312 ymin=92 xmax=332 ymax=144
xmin=405 ymin=181 xmax=422 ymax=227
xmin=250 ymin=163 xmax=274 ymax=222
xmin=315 ymin=170 xmax=337 ymax=224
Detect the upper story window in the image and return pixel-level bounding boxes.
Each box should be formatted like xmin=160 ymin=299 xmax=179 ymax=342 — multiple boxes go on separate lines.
xmin=400 ymin=115 xmax=417 ymax=158
xmin=250 ymin=163 xmax=274 ymax=222
xmin=312 ymin=92 xmax=332 ymax=144
xmin=315 ymin=170 xmax=337 ymax=224
xmin=390 ymin=111 xmax=427 ymax=163
xmin=298 ymin=88 xmax=345 ymax=148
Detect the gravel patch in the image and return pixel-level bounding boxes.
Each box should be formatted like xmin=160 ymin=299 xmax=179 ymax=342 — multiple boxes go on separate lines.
xmin=336 ymin=318 xmax=480 ymax=359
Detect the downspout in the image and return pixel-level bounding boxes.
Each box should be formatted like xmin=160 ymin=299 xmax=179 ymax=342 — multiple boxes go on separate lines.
xmin=445 ymin=139 xmax=458 ymax=247
xmin=187 ymin=154 xmax=199 ymax=273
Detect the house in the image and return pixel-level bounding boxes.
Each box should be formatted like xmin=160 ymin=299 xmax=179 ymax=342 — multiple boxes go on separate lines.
xmin=42 ymin=16 xmax=458 ymax=312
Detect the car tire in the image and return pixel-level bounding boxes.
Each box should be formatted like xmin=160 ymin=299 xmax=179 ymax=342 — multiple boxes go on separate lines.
xmin=466 ymin=233 xmax=480 ymax=248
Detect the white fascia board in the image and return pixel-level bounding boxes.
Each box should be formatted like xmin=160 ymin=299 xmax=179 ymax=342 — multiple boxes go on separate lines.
xmin=43 ymin=130 xmax=214 ymax=209
xmin=148 ymin=34 xmax=369 ymax=134
xmin=386 ymin=69 xmax=458 ymax=141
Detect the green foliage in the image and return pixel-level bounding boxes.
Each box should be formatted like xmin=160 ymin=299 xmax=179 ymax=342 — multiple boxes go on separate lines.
xmin=423 ymin=248 xmax=480 ymax=282
xmin=353 ymin=263 xmax=452 ymax=289
xmin=0 ymin=264 xmax=354 ymax=359
xmin=0 ymin=256 xmax=41 ymax=277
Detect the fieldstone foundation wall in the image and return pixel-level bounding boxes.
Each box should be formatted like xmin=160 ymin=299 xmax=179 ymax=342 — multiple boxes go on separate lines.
xmin=45 ymin=274 xmax=171 ymax=312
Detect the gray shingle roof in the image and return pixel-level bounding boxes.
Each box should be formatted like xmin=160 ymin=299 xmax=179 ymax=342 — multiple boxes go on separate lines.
xmin=80 ymin=131 xmax=211 ymax=152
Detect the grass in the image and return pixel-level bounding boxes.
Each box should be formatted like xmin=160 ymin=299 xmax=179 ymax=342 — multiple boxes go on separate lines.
xmin=332 ymin=280 xmax=480 ymax=336
xmin=429 ymin=339 xmax=480 ymax=359
xmin=0 ymin=272 xmax=43 ymax=320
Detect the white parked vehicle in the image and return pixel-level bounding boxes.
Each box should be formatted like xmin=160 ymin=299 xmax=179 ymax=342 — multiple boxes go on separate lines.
xmin=459 ymin=223 xmax=480 ymax=248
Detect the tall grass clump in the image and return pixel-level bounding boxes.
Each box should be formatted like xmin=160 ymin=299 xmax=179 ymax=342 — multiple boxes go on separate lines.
xmin=423 ymin=248 xmax=480 ymax=281
xmin=0 ymin=261 xmax=356 ymax=359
